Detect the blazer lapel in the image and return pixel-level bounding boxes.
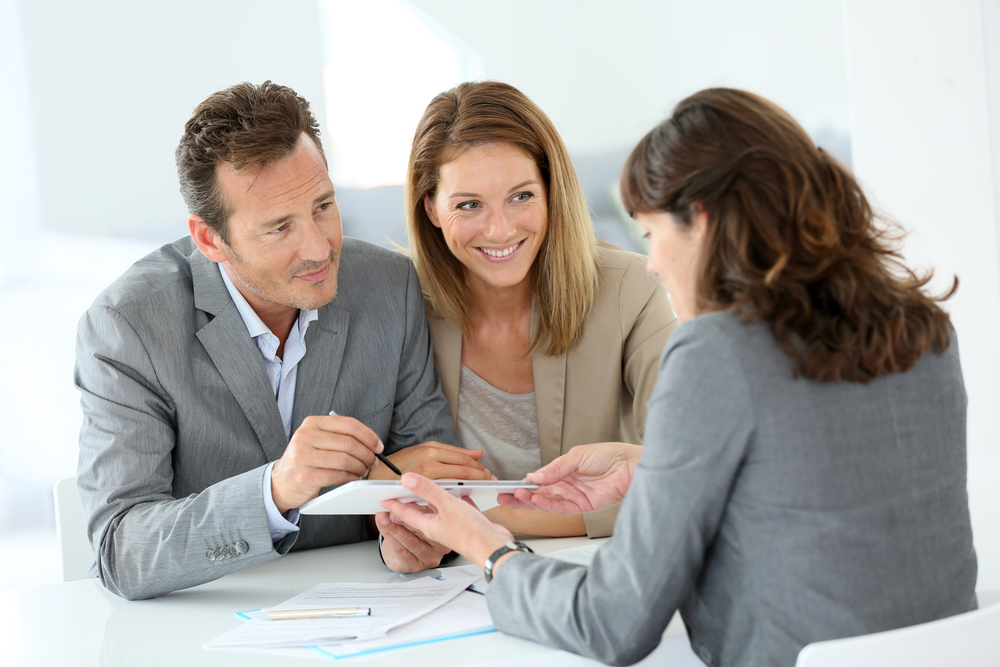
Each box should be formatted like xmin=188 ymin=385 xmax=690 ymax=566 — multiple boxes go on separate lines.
xmin=292 ymin=305 xmax=350 ymax=430
xmin=531 ymin=302 xmax=567 ymax=465
xmin=191 ymin=249 xmax=288 ymax=462
xmin=435 ymin=305 xmax=565 ymax=460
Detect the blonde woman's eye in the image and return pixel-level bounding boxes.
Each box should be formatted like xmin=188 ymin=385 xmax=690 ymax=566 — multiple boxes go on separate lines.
xmin=512 ymin=192 xmax=532 ymax=202
xmin=457 ymin=201 xmax=480 ymax=211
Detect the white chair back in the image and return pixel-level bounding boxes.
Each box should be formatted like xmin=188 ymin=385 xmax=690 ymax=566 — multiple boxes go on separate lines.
xmin=53 ymin=476 xmax=94 ymax=581
xmin=795 ymin=599 xmax=1000 ymax=667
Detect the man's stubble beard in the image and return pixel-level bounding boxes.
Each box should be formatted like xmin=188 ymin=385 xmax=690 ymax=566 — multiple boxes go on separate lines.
xmin=227 ymin=246 xmax=341 ymax=311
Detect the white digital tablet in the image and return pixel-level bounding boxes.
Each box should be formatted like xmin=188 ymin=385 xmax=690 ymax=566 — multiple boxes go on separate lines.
xmin=298 ymin=480 xmax=540 ymax=515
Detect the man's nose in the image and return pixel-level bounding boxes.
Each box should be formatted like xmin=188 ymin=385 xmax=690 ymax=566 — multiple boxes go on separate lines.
xmin=299 ymin=219 xmax=331 ymax=261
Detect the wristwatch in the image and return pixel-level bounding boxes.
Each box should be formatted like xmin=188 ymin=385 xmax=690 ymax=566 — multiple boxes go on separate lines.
xmin=484 ymin=541 xmax=534 ymax=583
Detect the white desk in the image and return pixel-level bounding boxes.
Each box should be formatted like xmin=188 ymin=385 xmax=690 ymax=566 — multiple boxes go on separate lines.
xmin=0 ymin=537 xmax=699 ymax=667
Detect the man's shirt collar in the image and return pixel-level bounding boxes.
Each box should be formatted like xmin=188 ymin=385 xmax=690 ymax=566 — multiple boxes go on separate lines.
xmin=217 ymin=263 xmax=319 ymax=343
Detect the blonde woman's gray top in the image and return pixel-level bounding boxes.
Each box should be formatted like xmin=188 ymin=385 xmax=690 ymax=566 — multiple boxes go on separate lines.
xmin=456 ymin=363 xmax=541 ymax=481
xmin=486 ymin=310 xmax=977 ymax=667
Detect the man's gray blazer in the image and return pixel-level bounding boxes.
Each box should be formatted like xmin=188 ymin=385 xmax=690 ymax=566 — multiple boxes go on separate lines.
xmin=75 ymin=236 xmax=458 ymax=600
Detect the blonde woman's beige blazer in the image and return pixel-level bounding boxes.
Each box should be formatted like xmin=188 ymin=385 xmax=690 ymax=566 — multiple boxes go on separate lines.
xmin=427 ymin=246 xmax=678 ymax=537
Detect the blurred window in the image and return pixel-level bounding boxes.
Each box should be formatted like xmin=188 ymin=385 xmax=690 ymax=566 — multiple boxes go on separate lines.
xmin=318 ymin=0 xmax=483 ymax=187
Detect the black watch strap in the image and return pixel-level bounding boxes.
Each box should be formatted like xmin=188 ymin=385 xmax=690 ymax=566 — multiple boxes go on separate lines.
xmin=484 ymin=541 xmax=534 ymax=583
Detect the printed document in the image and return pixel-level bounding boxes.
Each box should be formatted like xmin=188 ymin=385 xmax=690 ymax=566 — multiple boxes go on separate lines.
xmin=205 ymin=575 xmax=477 ymax=650
xmin=314 ymin=589 xmax=495 ymax=658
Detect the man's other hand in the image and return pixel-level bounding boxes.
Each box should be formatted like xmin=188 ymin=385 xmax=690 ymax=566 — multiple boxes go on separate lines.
xmin=368 ymin=441 xmax=495 ymax=481
xmin=374 ymin=511 xmax=452 ymax=573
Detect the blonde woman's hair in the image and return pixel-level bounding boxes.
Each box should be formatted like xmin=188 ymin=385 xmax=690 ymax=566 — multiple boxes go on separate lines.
xmin=406 ymin=81 xmax=599 ymax=356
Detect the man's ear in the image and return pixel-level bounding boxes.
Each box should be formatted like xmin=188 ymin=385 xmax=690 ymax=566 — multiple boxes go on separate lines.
xmin=188 ymin=215 xmax=228 ymax=263
xmin=423 ymin=195 xmax=442 ymax=229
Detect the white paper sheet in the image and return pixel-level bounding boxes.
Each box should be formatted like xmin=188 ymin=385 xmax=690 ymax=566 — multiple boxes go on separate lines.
xmin=314 ymin=589 xmax=495 ymax=658
xmin=435 ymin=543 xmax=599 ymax=596
xmin=204 ymin=576 xmax=477 ymax=650
xmin=546 ymin=543 xmax=600 ymax=565
xmin=438 ymin=563 xmax=489 ymax=593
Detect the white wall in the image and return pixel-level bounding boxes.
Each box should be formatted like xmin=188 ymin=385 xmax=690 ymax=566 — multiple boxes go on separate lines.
xmin=18 ymin=0 xmax=327 ymax=240
xmin=411 ymin=0 xmax=850 ymax=155
xmin=843 ymin=0 xmax=1000 ymax=591
xmin=15 ymin=0 xmax=852 ymax=238
xmin=0 ymin=0 xmax=41 ymax=282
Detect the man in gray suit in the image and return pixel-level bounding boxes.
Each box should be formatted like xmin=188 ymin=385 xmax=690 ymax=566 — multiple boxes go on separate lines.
xmin=75 ymin=81 xmax=489 ymax=600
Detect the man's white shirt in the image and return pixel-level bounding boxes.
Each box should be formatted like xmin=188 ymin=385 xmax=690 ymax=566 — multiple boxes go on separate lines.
xmin=219 ymin=264 xmax=318 ymax=542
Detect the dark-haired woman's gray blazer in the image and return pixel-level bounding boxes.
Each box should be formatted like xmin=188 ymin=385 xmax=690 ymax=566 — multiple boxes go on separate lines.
xmin=486 ymin=311 xmax=977 ymax=667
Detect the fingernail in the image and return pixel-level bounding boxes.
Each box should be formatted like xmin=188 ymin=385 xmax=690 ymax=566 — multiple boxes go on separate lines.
xmin=491 ymin=475 xmax=498 ymax=481
xmin=401 ymin=473 xmax=416 ymax=489
xmin=377 ymin=514 xmax=389 ymax=526
xmin=377 ymin=440 xmax=385 ymax=454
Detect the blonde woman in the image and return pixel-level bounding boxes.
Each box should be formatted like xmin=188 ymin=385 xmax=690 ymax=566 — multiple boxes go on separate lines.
xmin=402 ymin=81 xmax=676 ymax=538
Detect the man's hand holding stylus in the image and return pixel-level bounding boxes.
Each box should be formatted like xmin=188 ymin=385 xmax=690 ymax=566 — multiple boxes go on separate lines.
xmin=271 ymin=414 xmax=383 ymax=513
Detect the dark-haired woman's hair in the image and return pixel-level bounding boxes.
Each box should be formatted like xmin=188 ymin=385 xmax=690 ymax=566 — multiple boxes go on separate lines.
xmin=621 ymin=88 xmax=955 ymax=383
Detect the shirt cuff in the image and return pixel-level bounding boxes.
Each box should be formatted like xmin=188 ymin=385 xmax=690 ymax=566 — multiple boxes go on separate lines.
xmin=263 ymin=461 xmax=300 ymax=543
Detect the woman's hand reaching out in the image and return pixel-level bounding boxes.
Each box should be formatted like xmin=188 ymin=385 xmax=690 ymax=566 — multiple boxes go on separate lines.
xmin=498 ymin=443 xmax=643 ymax=514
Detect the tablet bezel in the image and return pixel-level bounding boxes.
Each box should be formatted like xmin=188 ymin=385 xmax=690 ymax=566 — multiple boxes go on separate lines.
xmin=298 ymin=480 xmax=540 ymax=515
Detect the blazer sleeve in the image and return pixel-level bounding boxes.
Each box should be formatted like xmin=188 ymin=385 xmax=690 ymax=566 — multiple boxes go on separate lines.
xmin=75 ymin=305 xmax=281 ymax=600
xmin=620 ymin=257 xmax=678 ymax=437
xmin=581 ymin=257 xmax=677 ymax=539
xmin=486 ymin=320 xmax=754 ymax=665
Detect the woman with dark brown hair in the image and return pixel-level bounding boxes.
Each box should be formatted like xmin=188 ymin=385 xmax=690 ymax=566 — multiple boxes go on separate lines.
xmin=381 ymin=88 xmax=978 ymax=667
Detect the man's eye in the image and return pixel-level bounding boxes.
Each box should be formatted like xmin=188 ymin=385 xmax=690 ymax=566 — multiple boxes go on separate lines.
xmin=269 ymin=223 xmax=289 ymax=235
xmin=316 ymin=202 xmax=332 ymax=213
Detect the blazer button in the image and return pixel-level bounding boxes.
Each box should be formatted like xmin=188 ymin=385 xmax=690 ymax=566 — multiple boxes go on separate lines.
xmin=206 ymin=549 xmax=216 ymax=561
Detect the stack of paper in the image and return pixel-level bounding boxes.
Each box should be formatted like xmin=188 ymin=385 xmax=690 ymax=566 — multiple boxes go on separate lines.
xmin=205 ymin=543 xmax=603 ymax=658
xmin=204 ymin=576 xmax=477 ymax=650
xmin=313 ymin=589 xmax=495 ymax=658
xmin=437 ymin=563 xmax=488 ymax=593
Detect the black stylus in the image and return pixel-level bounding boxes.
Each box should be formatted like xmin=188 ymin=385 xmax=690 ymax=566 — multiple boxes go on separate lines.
xmin=328 ymin=410 xmax=402 ymax=475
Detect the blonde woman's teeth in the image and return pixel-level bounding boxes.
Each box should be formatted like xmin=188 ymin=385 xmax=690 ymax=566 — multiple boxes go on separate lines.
xmin=480 ymin=242 xmax=521 ymax=258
